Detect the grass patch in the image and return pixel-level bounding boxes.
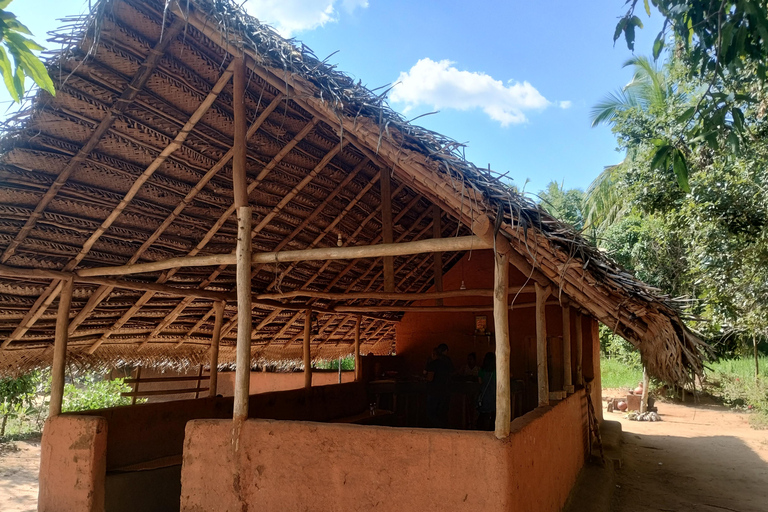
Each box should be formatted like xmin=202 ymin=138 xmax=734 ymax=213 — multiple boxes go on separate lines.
xmin=705 ymin=356 xmax=768 ymax=430
xmin=601 ymin=356 xmax=643 ymax=389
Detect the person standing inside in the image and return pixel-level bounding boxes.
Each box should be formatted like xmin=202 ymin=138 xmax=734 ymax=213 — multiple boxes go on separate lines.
xmin=476 ymin=352 xmax=496 ymax=431
xmin=425 ymin=343 xmax=454 ymax=427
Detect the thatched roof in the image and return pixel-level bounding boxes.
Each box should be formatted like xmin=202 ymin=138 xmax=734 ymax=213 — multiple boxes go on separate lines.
xmin=0 ymin=0 xmax=705 ymax=383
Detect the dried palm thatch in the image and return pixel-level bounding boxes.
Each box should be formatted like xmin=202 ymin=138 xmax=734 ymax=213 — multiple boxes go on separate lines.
xmin=0 ymin=0 xmax=705 ymax=384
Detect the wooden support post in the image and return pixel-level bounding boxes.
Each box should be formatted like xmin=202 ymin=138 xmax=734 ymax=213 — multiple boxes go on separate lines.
xmin=535 ymin=283 xmax=549 ymax=407
xmin=432 ymin=205 xmax=444 ymax=306
xmin=232 ymin=56 xmax=252 ymax=426
xmin=754 ymin=334 xmax=760 ymax=383
xmin=208 ymin=301 xmax=224 ymax=397
xmin=49 ymin=278 xmax=73 ymax=417
xmin=640 ymin=366 xmax=650 ymax=413
xmin=575 ymin=312 xmax=584 ymax=387
xmin=194 ymin=365 xmax=204 ymax=399
xmin=493 ymin=237 xmax=511 ymax=438
xmin=563 ymin=304 xmax=574 ymax=394
xmin=304 ymin=309 xmax=312 ymax=389
xmin=354 ymin=314 xmax=362 ymax=382
xmin=131 ymin=367 xmax=141 ymax=406
xmin=380 ymin=167 xmax=395 ymax=292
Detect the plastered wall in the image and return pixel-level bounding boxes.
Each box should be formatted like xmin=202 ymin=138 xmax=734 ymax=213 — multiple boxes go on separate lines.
xmin=180 ymin=390 xmax=589 ymax=512
xmin=38 ymin=415 xmax=107 ymax=512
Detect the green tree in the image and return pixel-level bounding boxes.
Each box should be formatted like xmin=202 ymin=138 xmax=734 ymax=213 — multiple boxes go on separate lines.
xmin=0 ymin=373 xmax=37 ymax=437
xmin=537 ymin=181 xmax=585 ymax=231
xmin=0 ymin=0 xmax=55 ymax=102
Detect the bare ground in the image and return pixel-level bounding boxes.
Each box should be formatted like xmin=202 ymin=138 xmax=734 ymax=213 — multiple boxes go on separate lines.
xmin=604 ymin=390 xmax=768 ymax=512
xmin=0 ymin=436 xmax=40 ymax=512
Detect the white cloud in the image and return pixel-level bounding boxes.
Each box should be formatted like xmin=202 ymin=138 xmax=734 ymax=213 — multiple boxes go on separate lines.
xmin=243 ymin=0 xmax=368 ymax=37
xmin=559 ymin=100 xmax=572 ymax=109
xmin=390 ymin=58 xmax=557 ymax=126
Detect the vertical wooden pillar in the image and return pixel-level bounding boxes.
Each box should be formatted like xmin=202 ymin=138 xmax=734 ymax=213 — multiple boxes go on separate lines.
xmin=131 ymin=367 xmax=141 ymax=406
xmin=194 ymin=365 xmax=204 ymax=399
xmin=535 ymin=283 xmax=549 ymax=407
xmin=562 ymin=304 xmax=573 ymax=394
xmin=640 ymin=366 xmax=649 ymax=413
xmin=208 ymin=301 xmax=224 ymax=397
xmin=380 ymin=167 xmax=395 ymax=292
xmin=49 ymin=277 xmax=73 ymax=417
xmin=575 ymin=312 xmax=584 ymax=387
xmin=304 ymin=309 xmax=312 ymax=389
xmin=493 ymin=237 xmax=511 ymax=438
xmin=232 ymin=55 xmax=252 ymax=424
xmin=354 ymin=314 xmax=362 ymax=382
xmin=432 ymin=205 xmax=444 ymax=306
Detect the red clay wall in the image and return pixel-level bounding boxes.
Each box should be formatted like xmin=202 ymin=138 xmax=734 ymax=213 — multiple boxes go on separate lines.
xmin=38 ymin=415 xmax=107 ymax=512
xmin=180 ymin=390 xmax=589 ymax=512
xmin=396 ymin=250 xmax=585 ymax=412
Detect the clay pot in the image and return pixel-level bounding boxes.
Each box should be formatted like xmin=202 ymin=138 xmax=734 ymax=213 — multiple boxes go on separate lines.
xmin=617 ymin=400 xmax=628 ymax=411
xmin=634 ymin=386 xmax=644 ymax=395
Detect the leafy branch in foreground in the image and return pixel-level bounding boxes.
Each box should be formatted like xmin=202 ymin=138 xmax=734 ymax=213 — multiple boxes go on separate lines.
xmin=0 ymin=0 xmax=55 ymax=102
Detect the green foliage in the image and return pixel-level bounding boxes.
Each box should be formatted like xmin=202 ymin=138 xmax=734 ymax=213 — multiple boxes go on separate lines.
xmin=705 ymin=356 xmax=768 ymax=429
xmin=0 ymin=372 xmax=38 ymax=437
xmin=614 ymin=1 xmax=768 ymax=185
xmin=62 ymin=376 xmax=136 ymax=412
xmin=314 ymin=357 xmax=355 ymax=371
xmin=537 ymin=181 xmax=585 ymax=231
xmin=0 ymin=0 xmax=55 ymax=102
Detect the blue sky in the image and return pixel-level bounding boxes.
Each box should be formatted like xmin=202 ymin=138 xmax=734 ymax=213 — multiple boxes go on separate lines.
xmin=1 ymin=0 xmax=664 ymax=198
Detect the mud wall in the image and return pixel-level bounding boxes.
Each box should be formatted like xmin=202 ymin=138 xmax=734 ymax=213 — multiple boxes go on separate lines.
xmin=38 ymin=415 xmax=108 ymax=512
xmin=180 ymin=390 xmax=589 ymax=512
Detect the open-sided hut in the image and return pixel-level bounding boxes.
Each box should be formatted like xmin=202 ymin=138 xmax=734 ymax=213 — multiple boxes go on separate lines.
xmin=0 ymin=0 xmax=706 ymax=510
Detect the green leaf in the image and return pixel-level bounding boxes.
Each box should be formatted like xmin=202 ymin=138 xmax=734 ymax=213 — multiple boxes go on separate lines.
xmin=0 ymin=45 xmax=19 ymax=102
xmin=731 ymin=107 xmax=744 ymax=132
xmin=643 ymin=0 xmax=651 ymax=17
xmin=0 ymin=1 xmax=14 ymax=10
xmin=614 ymin=18 xmax=628 ymax=43
xmin=677 ymin=106 xmax=696 ymax=124
xmin=727 ymin=131 xmax=740 ymax=154
xmin=672 ymin=150 xmax=690 ymax=193
xmin=630 ymin=16 xmax=644 ymax=29
xmin=652 ymin=32 xmax=665 ymax=60
xmin=650 ymin=145 xmax=671 ymax=171
xmin=5 ymin=32 xmax=54 ymax=96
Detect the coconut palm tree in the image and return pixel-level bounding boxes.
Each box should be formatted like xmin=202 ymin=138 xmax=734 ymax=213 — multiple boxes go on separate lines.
xmin=585 ymin=56 xmax=689 ymax=236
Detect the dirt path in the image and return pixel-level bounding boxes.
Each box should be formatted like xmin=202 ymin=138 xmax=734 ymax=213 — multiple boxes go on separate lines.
xmin=606 ymin=393 xmax=768 ymax=512
xmin=0 ymin=438 xmax=40 ymax=512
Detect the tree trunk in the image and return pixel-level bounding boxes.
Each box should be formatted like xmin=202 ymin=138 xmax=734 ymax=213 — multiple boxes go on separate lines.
xmin=754 ymin=334 xmax=760 ymax=383
xmin=1 ymin=414 xmax=8 ymax=437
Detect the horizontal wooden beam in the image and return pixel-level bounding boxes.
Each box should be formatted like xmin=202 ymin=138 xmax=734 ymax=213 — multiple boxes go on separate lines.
xmin=0 ymin=264 xmax=234 ymax=302
xmin=76 ymin=236 xmax=493 ymax=277
xmin=123 ymin=376 xmax=210 ymax=384
xmin=120 ymin=387 xmax=208 ymax=397
xmin=253 ymin=286 xmax=535 ymax=302
xmin=335 ymin=300 xmax=561 ymax=314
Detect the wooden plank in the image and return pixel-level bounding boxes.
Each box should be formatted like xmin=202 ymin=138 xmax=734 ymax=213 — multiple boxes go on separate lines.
xmin=536 ymin=283 xmax=550 ymax=407
xmin=254 ymin=287 xmax=532 ymax=302
xmin=131 ymin=367 xmax=141 ymax=406
xmin=380 ymin=167 xmax=395 ymax=292
xmin=304 ymin=309 xmax=312 ymax=389
xmin=209 ymin=301 xmax=224 ymax=397
xmin=563 ymin=304 xmax=574 ymax=394
xmin=493 ymin=238 xmax=511 ymax=439
xmin=49 ymin=278 xmax=73 ymax=416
